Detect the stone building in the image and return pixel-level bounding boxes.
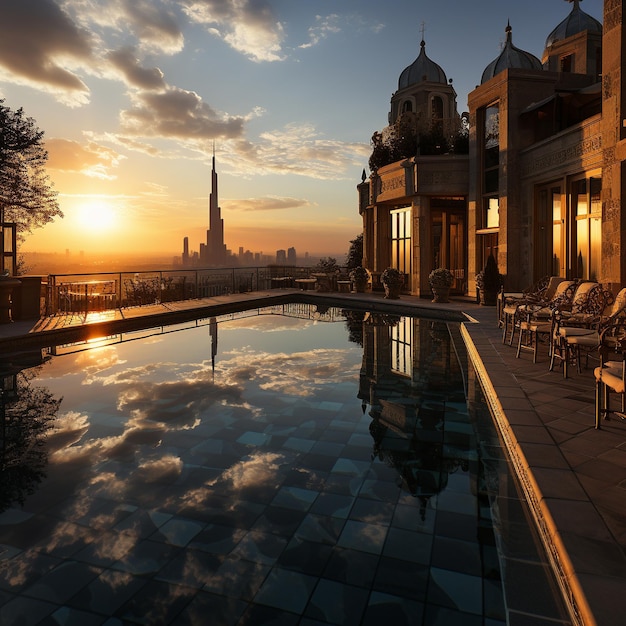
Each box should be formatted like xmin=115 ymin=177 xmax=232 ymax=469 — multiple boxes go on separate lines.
xmin=359 ymin=0 xmax=624 ymax=297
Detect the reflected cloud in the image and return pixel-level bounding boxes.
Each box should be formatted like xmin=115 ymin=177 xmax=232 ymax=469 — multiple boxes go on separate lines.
xmin=134 ymin=455 xmax=183 ymax=484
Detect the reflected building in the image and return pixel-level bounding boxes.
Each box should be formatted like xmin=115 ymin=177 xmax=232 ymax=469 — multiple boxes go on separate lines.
xmin=358 ymin=314 xmax=475 ymax=518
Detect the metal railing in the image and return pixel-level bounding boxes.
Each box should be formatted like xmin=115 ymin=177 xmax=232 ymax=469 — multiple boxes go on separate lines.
xmin=44 ymin=265 xmax=349 ymax=316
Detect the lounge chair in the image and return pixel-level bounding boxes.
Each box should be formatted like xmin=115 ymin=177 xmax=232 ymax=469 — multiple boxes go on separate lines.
xmin=593 ymin=321 xmax=626 ymax=428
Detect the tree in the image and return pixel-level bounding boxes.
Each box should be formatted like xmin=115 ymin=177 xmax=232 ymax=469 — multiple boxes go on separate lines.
xmin=0 ymin=100 xmax=62 ymax=255
xmin=345 ymin=233 xmax=363 ymax=270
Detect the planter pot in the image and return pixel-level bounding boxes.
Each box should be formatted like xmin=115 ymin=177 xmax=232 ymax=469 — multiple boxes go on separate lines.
xmin=353 ymin=280 xmax=367 ymax=293
xmin=479 ymin=289 xmax=498 ymax=306
xmin=431 ymin=286 xmax=450 ymax=303
xmin=383 ymin=284 xmax=401 ymax=299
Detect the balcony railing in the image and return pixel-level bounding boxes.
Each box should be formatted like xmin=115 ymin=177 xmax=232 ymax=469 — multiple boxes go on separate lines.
xmin=43 ymin=265 xmax=350 ymax=316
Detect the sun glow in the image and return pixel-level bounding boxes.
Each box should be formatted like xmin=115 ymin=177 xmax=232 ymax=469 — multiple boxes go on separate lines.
xmin=76 ymin=199 xmax=119 ymax=232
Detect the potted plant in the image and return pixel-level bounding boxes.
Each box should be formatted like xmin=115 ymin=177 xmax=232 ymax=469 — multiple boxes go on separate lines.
xmin=428 ymin=268 xmax=454 ymax=303
xmin=381 ymin=267 xmax=404 ymax=299
xmin=349 ymin=266 xmax=370 ymax=293
xmin=476 ymin=254 xmax=502 ymax=306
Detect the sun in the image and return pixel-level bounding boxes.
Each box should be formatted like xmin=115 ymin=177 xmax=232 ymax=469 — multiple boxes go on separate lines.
xmin=76 ymin=199 xmax=119 ymax=232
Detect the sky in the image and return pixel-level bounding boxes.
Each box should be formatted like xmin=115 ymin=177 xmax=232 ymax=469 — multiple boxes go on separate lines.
xmin=0 ymin=0 xmax=604 ymax=260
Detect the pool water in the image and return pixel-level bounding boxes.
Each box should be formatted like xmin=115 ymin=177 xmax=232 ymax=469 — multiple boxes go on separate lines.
xmin=0 ymin=304 xmax=571 ymax=625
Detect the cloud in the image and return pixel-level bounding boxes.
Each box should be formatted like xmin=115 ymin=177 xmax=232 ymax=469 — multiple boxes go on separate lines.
xmin=46 ymin=137 xmax=126 ymax=179
xmin=181 ymin=0 xmax=285 ymax=62
xmin=120 ymin=87 xmax=246 ymax=139
xmin=222 ymin=196 xmax=313 ymax=212
xmin=0 ymin=0 xmax=93 ymax=105
xmin=299 ymin=14 xmax=341 ymax=50
xmin=68 ymin=0 xmax=185 ymax=55
xmin=106 ymin=47 xmax=166 ymax=90
xmin=220 ymin=124 xmax=370 ymax=180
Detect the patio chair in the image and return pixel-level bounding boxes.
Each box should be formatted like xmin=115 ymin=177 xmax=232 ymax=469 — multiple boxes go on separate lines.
xmin=500 ymin=275 xmax=558 ymax=343
xmin=502 ymin=278 xmax=577 ymax=346
xmin=550 ymin=286 xmax=626 ymax=378
xmin=593 ymin=321 xmax=626 ymax=429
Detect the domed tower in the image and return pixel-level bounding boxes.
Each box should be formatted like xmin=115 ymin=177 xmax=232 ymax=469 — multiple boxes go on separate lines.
xmin=542 ymin=0 xmax=602 ymax=79
xmin=388 ymin=37 xmax=459 ymax=139
xmin=481 ymin=22 xmax=542 ymax=84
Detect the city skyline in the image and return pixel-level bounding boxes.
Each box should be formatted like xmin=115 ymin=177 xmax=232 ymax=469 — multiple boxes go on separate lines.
xmin=0 ymin=0 xmax=603 ymax=258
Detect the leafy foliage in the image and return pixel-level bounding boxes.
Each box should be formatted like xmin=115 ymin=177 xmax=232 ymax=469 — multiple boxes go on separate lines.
xmin=314 ymin=257 xmax=340 ymax=274
xmin=368 ymin=111 xmax=469 ymax=171
xmin=345 ymin=233 xmax=363 ymax=270
xmin=0 ymin=100 xmax=62 ymax=244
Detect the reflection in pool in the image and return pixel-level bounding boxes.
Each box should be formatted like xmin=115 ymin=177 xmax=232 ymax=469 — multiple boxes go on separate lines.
xmin=0 ymin=304 xmax=570 ymax=624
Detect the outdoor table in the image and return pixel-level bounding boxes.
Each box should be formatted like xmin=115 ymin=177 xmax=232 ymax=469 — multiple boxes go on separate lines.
xmin=59 ymin=280 xmax=116 ymax=314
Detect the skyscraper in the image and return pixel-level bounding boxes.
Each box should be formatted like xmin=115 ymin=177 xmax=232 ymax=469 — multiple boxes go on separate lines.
xmin=202 ymin=153 xmax=228 ymax=266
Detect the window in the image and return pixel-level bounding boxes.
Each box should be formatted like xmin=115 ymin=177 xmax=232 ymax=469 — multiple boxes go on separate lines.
xmin=391 ymin=317 xmax=412 ymax=377
xmin=402 ymin=100 xmax=413 ymax=113
xmin=482 ymin=104 xmax=499 ymax=229
xmin=573 ymin=176 xmax=601 ymax=280
xmin=560 ymin=54 xmax=573 ymax=73
xmin=391 ymin=207 xmax=411 ymax=279
xmin=431 ymin=96 xmax=444 ymax=132
xmin=536 ymin=184 xmax=563 ymax=278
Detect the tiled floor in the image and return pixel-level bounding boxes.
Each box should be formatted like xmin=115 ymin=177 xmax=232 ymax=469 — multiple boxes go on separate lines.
xmin=0 ymin=290 xmax=624 ymax=625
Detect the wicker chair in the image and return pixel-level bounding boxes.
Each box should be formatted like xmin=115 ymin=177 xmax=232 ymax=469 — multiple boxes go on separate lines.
xmin=594 ymin=321 xmax=626 ymax=428
xmin=550 ymin=286 xmax=626 ymax=378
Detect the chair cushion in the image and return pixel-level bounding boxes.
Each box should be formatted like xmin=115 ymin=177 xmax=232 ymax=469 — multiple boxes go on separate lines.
xmin=594 ymin=368 xmax=625 ymax=394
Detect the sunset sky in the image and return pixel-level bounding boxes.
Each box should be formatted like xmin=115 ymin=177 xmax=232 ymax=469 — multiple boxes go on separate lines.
xmin=0 ymin=0 xmax=603 ymax=260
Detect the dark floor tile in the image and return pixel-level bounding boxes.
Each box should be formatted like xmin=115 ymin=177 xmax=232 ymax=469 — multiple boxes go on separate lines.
xmin=426 ymin=567 xmax=482 ymax=615
xmin=188 ymin=523 xmax=247 ymax=555
xmin=0 ymin=550 xmax=61 ymax=593
xmin=22 ymin=560 xmax=102 ymax=604
xmin=430 ymin=536 xmax=483 ymax=576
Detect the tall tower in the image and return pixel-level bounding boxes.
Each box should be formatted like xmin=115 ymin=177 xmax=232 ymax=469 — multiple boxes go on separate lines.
xmin=203 ymin=152 xmax=228 ymax=266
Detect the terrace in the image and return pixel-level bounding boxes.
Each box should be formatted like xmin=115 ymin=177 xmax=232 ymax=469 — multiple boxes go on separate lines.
xmin=0 ymin=277 xmax=625 ymax=625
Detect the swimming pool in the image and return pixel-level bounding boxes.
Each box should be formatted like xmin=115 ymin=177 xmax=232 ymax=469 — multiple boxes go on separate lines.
xmin=0 ymin=304 xmax=571 ymax=624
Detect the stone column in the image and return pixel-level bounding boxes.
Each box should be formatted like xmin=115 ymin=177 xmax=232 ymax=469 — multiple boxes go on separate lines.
xmin=601 ymin=0 xmax=626 ymax=286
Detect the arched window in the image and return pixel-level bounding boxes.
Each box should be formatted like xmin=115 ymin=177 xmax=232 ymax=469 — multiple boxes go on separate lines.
xmin=402 ymin=100 xmax=413 ymax=113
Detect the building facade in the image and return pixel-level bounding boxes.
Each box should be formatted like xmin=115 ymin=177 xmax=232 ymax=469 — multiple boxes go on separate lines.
xmin=359 ymin=0 xmax=624 ymax=297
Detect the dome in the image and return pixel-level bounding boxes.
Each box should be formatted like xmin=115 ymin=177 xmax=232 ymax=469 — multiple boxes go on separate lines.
xmin=398 ymin=40 xmax=447 ymax=90
xmin=481 ymin=23 xmax=543 ymax=84
xmin=545 ymin=0 xmax=602 ymax=48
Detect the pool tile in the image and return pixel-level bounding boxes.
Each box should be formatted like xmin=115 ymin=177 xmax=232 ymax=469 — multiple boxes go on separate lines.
xmin=22 ymin=560 xmax=102 ymax=604
xmin=188 ymin=523 xmax=247 ymax=555
xmin=204 ymin=556 xmax=270 ymax=600
xmin=383 ymin=527 xmax=433 ymax=565
xmin=230 ymin=529 xmax=288 ymax=565
xmin=253 ymin=567 xmax=317 ymax=614
xmin=304 ymin=578 xmax=369 ymax=625
xmin=309 ymin=493 xmax=354 ymax=518
xmin=322 ymin=547 xmax=379 ymax=588
xmin=427 ymin=567 xmax=483 ymax=615
xmin=361 ymin=591 xmax=424 ymax=626
xmin=277 ymin=538 xmax=333 ymax=576
xmin=336 ymin=520 xmax=387 ymax=555
xmin=271 ymin=486 xmax=319 ymax=511
xmin=373 ymin=557 xmax=429 ymax=601
xmin=67 ymin=569 xmax=146 ymax=615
